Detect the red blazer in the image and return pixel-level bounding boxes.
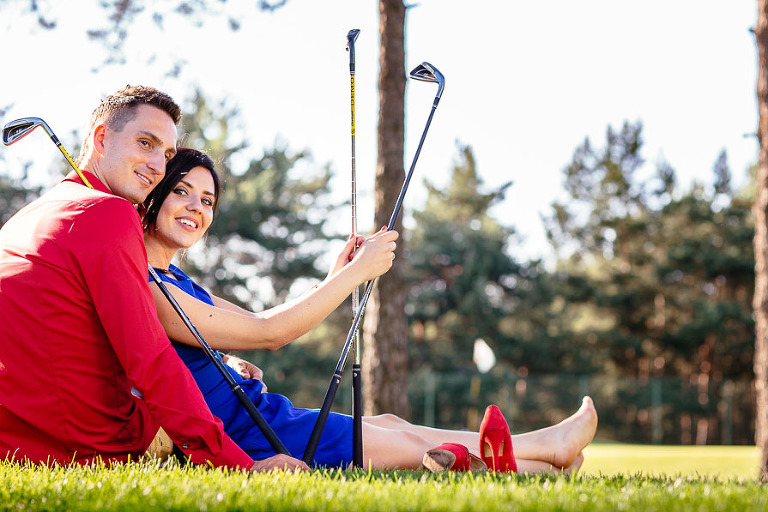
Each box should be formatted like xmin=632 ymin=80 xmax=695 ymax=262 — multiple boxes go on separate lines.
xmin=0 ymin=171 xmax=252 ymax=469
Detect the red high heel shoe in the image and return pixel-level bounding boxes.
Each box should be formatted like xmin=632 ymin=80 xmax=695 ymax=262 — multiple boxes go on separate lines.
xmin=422 ymin=443 xmax=487 ymax=472
xmin=479 ymin=405 xmax=517 ymax=472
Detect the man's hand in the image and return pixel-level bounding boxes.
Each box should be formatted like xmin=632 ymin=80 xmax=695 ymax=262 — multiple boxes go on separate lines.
xmin=250 ymin=454 xmax=309 ymax=472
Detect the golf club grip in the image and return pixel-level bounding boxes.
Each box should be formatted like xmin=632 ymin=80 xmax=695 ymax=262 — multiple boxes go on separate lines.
xmin=149 ymin=269 xmax=291 ymax=457
xmin=302 ymin=372 xmax=342 ymax=464
xmin=352 ymin=365 xmax=364 ymax=467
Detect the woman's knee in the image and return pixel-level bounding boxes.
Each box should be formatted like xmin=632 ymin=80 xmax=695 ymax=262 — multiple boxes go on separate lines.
xmin=366 ymin=413 xmax=409 ymax=427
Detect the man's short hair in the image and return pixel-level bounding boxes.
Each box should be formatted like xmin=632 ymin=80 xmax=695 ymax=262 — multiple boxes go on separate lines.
xmin=77 ymin=85 xmax=181 ymax=163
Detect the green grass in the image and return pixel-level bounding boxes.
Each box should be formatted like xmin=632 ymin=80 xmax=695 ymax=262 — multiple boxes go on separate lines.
xmin=1 ymin=446 xmax=766 ymax=511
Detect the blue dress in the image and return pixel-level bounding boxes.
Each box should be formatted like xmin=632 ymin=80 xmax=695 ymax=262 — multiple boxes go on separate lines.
xmin=150 ymin=264 xmax=352 ymax=467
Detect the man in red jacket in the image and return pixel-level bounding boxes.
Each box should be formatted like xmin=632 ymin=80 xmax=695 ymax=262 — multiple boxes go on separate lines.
xmin=0 ymin=85 xmax=306 ymax=472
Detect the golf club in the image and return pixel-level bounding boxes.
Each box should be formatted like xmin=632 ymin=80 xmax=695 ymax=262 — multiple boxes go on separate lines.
xmin=3 ymin=117 xmax=94 ymax=189
xmin=302 ymin=62 xmax=445 ymax=465
xmin=346 ymin=27 xmax=365 ymax=469
xmin=2 ymin=117 xmax=291 ymax=458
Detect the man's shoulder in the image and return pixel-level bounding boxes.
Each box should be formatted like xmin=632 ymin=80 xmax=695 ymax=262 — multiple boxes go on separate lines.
xmin=51 ymin=183 xmax=143 ymax=239
xmin=59 ymin=183 xmax=139 ymax=220
xmin=3 ymin=182 xmax=138 ymax=233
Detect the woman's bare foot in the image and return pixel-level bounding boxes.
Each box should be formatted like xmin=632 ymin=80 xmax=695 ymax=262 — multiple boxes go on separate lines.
xmin=511 ymin=396 xmax=597 ymax=469
xmin=567 ymin=451 xmax=584 ymax=473
xmin=549 ymin=397 xmax=597 ymax=468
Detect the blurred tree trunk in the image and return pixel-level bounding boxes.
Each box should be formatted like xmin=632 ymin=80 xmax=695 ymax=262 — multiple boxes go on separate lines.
xmin=754 ymin=0 xmax=768 ymax=483
xmin=362 ymin=0 xmax=410 ymax=418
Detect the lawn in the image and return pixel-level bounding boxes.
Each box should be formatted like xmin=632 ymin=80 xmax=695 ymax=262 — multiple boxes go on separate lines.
xmin=582 ymin=443 xmax=761 ymax=479
xmin=1 ymin=446 xmax=766 ymax=511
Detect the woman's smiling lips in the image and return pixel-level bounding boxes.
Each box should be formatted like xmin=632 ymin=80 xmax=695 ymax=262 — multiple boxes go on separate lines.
xmin=176 ymin=217 xmax=199 ymax=230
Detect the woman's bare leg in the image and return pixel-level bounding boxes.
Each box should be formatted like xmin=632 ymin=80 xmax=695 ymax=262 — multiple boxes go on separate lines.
xmin=361 ymin=422 xmax=586 ymax=474
xmin=362 ymin=396 xmax=597 ymax=469
xmin=361 ymin=422 xmax=438 ymax=470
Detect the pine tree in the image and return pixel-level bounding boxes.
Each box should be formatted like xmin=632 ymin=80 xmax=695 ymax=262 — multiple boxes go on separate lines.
xmin=544 ymin=121 xmax=755 ymax=443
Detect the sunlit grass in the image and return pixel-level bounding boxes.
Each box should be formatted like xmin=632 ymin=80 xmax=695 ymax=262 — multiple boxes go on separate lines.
xmin=1 ymin=446 xmax=765 ymax=511
xmin=582 ymin=443 xmax=761 ymax=479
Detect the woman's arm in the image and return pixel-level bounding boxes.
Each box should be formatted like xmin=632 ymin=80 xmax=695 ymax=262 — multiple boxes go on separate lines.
xmin=150 ymin=228 xmax=398 ymax=351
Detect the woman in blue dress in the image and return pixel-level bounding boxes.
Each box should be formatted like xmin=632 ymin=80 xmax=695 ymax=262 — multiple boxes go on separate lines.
xmin=142 ymin=148 xmax=597 ymax=472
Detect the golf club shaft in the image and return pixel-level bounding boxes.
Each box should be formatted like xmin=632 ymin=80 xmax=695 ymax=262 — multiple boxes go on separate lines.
xmin=52 ymin=139 xmax=94 ymax=189
xmin=303 ymin=96 xmax=440 ymax=465
xmin=348 ymin=29 xmax=364 ymax=469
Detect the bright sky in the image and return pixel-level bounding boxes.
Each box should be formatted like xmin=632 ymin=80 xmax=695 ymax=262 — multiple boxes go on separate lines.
xmin=0 ymin=0 xmax=759 ymax=263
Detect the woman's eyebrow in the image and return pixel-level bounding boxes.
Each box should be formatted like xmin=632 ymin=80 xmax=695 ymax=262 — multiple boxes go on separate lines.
xmin=178 ymin=179 xmax=215 ymax=198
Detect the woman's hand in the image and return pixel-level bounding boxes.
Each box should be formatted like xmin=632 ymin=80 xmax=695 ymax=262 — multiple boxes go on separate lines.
xmin=345 ymin=227 xmax=399 ymax=283
xmin=222 ymin=354 xmax=268 ymax=392
xmin=328 ymin=233 xmax=365 ymax=278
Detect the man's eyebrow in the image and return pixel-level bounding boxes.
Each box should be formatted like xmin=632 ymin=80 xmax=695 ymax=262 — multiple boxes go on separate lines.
xmin=179 ymin=178 xmax=215 ymax=197
xmin=137 ymin=130 xmax=162 ymax=145
xmin=137 ymin=131 xmax=176 ymax=156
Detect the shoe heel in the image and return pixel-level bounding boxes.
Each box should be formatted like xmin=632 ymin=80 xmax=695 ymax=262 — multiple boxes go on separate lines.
xmin=479 ymin=405 xmax=517 ymax=473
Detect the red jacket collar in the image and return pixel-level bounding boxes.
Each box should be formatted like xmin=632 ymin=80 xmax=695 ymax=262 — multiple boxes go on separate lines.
xmin=63 ymin=170 xmax=112 ymax=195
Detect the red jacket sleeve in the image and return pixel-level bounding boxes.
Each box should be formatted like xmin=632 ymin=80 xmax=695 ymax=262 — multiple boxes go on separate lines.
xmin=70 ymin=196 xmax=253 ymax=469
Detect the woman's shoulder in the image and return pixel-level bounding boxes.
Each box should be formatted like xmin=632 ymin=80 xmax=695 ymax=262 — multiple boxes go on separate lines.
xmin=155 ymin=264 xmax=215 ymax=306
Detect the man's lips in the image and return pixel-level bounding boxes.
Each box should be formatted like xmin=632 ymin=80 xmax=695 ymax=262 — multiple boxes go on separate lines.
xmin=135 ymin=171 xmax=152 ymax=186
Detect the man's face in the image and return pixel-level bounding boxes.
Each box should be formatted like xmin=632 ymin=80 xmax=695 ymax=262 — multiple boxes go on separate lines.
xmin=94 ymin=104 xmax=177 ymax=204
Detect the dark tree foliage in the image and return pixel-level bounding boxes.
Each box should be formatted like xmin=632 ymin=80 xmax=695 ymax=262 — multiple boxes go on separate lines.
xmin=407 ymin=143 xmax=516 ymax=367
xmin=404 ymin=143 xmax=584 ymax=429
xmin=0 ymin=175 xmax=42 ymax=225
xmin=543 ymin=121 xmax=755 ymax=443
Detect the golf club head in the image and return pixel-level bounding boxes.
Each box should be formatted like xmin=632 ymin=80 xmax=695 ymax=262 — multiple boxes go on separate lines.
xmin=2 ymin=117 xmax=51 ymax=146
xmin=347 ymin=29 xmax=360 ymax=74
xmin=346 ymin=29 xmax=360 ymax=50
xmin=409 ymin=62 xmax=445 ymax=100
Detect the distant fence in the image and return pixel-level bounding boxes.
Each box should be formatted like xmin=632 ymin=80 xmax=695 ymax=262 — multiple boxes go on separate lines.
xmin=395 ymin=371 xmax=756 ymax=445
xmin=340 ymin=371 xmax=756 ymax=445
xmin=253 ymin=345 xmax=757 ymax=445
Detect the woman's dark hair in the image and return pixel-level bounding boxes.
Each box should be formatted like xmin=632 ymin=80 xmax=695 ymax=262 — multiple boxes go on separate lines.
xmin=142 ymin=147 xmax=221 ymax=232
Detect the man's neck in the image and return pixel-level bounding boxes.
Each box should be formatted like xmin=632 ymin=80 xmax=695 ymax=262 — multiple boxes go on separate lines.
xmin=79 ymin=156 xmax=111 ymax=194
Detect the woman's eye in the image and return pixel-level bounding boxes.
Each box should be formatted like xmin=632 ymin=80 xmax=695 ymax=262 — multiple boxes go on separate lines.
xmin=203 ymin=198 xmax=214 ymax=207
xmin=173 ymin=187 xmax=188 ymax=196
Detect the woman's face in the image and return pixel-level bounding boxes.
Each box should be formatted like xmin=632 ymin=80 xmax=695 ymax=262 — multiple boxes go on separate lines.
xmin=153 ymin=165 xmax=216 ymax=250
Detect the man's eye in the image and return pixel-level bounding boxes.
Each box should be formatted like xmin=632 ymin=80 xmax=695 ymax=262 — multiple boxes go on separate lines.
xmin=139 ymin=139 xmax=151 ymax=148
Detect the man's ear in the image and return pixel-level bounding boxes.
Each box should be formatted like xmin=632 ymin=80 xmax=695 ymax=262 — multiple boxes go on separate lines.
xmin=92 ymin=124 xmax=107 ymax=156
